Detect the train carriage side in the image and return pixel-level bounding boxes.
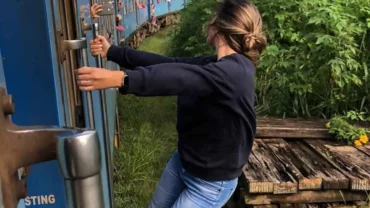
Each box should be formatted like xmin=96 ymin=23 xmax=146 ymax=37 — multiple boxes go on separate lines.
xmin=0 ymin=0 xmax=120 ymax=207
xmin=118 ymin=0 xmax=184 ymax=48
xmin=0 ymin=0 xmax=186 ymax=207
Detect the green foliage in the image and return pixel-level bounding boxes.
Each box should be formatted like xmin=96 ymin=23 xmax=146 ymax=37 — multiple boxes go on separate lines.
xmin=114 ymin=28 xmax=177 ymax=208
xmin=167 ymin=0 xmax=370 ymax=119
xmin=166 ymin=0 xmax=217 ymax=57
xmin=326 ymin=111 xmax=370 ymax=145
xmin=256 ymin=0 xmax=370 ymax=118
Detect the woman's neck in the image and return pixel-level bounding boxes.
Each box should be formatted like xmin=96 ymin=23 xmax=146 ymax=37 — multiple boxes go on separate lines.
xmin=215 ymin=40 xmax=236 ymax=60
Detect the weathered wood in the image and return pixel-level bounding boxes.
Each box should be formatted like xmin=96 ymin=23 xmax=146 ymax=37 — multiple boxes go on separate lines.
xmin=246 ymin=205 xmax=279 ymax=208
xmin=305 ymin=140 xmax=370 ymax=190
xmin=306 ymin=204 xmax=320 ymax=208
xmin=243 ymin=190 xmax=369 ymax=205
xmin=256 ymin=117 xmax=369 ymax=139
xmin=356 ymin=144 xmax=370 ymax=157
xmin=252 ymin=140 xmax=298 ymax=194
xmin=288 ymin=141 xmax=349 ymax=190
xmin=242 ymin=140 xmax=297 ymax=194
xmin=280 ymin=203 xmax=308 ymax=208
xmin=262 ymin=139 xmax=320 ymax=190
xmin=242 ymin=153 xmax=275 ymax=194
xmin=355 ymin=201 xmax=370 ymax=208
xmin=257 ymin=117 xmax=327 ymax=127
xmin=256 ymin=117 xmax=332 ymax=139
xmin=327 ymin=203 xmax=357 ymax=208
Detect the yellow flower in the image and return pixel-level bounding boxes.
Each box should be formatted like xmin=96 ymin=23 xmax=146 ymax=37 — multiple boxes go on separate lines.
xmin=354 ymin=140 xmax=363 ymax=147
xmin=325 ymin=122 xmax=331 ymax=128
xmin=359 ymin=135 xmax=369 ymax=144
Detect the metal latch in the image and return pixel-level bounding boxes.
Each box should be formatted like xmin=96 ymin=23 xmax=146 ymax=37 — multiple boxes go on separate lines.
xmin=0 ymin=87 xmax=103 ymax=208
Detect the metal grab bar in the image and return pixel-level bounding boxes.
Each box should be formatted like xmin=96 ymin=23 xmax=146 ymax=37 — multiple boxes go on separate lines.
xmin=60 ymin=39 xmax=95 ymax=129
xmin=92 ymin=22 xmax=115 ymax=208
xmin=80 ymin=40 xmax=95 ymax=129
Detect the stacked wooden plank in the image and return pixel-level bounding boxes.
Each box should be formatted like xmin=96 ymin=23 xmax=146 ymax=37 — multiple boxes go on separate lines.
xmin=236 ymin=118 xmax=370 ymax=208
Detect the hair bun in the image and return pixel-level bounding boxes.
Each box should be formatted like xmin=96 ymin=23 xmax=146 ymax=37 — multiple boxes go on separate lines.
xmin=244 ymin=33 xmax=266 ymax=52
xmin=243 ymin=33 xmax=257 ymax=50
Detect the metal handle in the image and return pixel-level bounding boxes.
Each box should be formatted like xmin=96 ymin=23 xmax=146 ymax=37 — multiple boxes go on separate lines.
xmin=60 ymin=38 xmax=95 ymax=129
xmin=92 ymin=22 xmax=115 ymax=208
xmin=57 ymin=130 xmax=104 ymax=208
xmin=80 ymin=39 xmax=95 ymax=129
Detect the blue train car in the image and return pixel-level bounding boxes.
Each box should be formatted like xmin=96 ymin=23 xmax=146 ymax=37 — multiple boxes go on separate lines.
xmin=0 ymin=0 xmax=184 ymax=207
xmin=118 ymin=0 xmax=185 ymax=48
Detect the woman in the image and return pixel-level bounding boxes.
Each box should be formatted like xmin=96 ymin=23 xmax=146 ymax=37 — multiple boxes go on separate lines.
xmin=76 ymin=0 xmax=266 ymax=207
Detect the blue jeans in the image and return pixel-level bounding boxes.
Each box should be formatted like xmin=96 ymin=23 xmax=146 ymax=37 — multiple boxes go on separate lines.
xmin=148 ymin=151 xmax=238 ymax=208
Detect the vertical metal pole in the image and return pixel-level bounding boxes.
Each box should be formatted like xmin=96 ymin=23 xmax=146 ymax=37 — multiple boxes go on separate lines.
xmin=81 ymin=43 xmax=95 ymax=129
xmin=57 ymin=130 xmax=104 ymax=208
xmin=92 ymin=22 xmax=115 ymax=208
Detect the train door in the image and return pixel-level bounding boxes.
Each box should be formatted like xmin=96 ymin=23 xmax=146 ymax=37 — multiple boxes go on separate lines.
xmin=0 ymin=0 xmax=118 ymax=207
xmin=49 ymin=0 xmax=119 ymax=207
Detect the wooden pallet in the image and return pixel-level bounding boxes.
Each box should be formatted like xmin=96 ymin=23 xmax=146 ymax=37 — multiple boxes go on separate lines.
xmin=238 ymin=118 xmax=370 ymax=207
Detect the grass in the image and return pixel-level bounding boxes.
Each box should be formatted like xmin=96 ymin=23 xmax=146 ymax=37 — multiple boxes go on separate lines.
xmin=113 ymin=27 xmax=178 ymax=208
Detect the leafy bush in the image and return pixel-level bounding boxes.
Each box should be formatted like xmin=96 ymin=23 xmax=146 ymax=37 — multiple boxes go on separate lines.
xmin=167 ymin=0 xmax=370 ymax=119
xmin=166 ymin=0 xmax=216 ymax=57
xmin=326 ymin=111 xmax=370 ymax=146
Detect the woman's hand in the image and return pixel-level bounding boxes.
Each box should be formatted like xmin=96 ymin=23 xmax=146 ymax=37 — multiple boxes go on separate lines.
xmin=90 ymin=35 xmax=111 ymax=58
xmin=75 ymin=67 xmax=124 ymax=91
xmin=91 ymin=4 xmax=103 ymax=19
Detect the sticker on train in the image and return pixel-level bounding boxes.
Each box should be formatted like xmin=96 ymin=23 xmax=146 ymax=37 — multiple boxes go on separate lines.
xmin=24 ymin=195 xmax=56 ymax=206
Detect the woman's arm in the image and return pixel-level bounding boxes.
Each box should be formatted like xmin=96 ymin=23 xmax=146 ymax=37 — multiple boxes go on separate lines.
xmin=107 ymin=45 xmax=217 ymax=69
xmin=118 ymin=61 xmax=236 ymax=97
xmin=90 ymin=35 xmax=217 ymax=68
xmin=75 ymin=61 xmax=237 ymax=97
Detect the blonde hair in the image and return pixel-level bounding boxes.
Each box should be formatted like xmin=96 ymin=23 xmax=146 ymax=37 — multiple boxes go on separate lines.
xmin=209 ymin=0 xmax=267 ymax=66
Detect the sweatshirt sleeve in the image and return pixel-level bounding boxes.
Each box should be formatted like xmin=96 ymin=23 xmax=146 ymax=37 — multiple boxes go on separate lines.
xmin=119 ymin=62 xmax=236 ymax=97
xmin=107 ymin=45 xmax=194 ymax=68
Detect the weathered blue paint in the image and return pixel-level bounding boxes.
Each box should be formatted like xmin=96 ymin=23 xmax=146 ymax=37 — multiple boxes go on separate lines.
xmin=137 ymin=7 xmax=149 ymax=26
xmin=0 ymin=0 xmax=184 ymax=207
xmin=155 ymin=1 xmax=169 ymax=17
xmin=123 ymin=12 xmax=137 ymax=38
xmin=0 ymin=0 xmax=66 ymax=207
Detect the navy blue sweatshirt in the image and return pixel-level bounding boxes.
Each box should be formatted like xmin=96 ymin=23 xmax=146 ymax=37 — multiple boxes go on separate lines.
xmin=107 ymin=45 xmax=256 ymax=181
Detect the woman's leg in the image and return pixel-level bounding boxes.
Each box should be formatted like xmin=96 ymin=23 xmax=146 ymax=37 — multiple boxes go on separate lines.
xmin=172 ymin=171 xmax=238 ymax=208
xmin=148 ymin=151 xmax=186 ymax=208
